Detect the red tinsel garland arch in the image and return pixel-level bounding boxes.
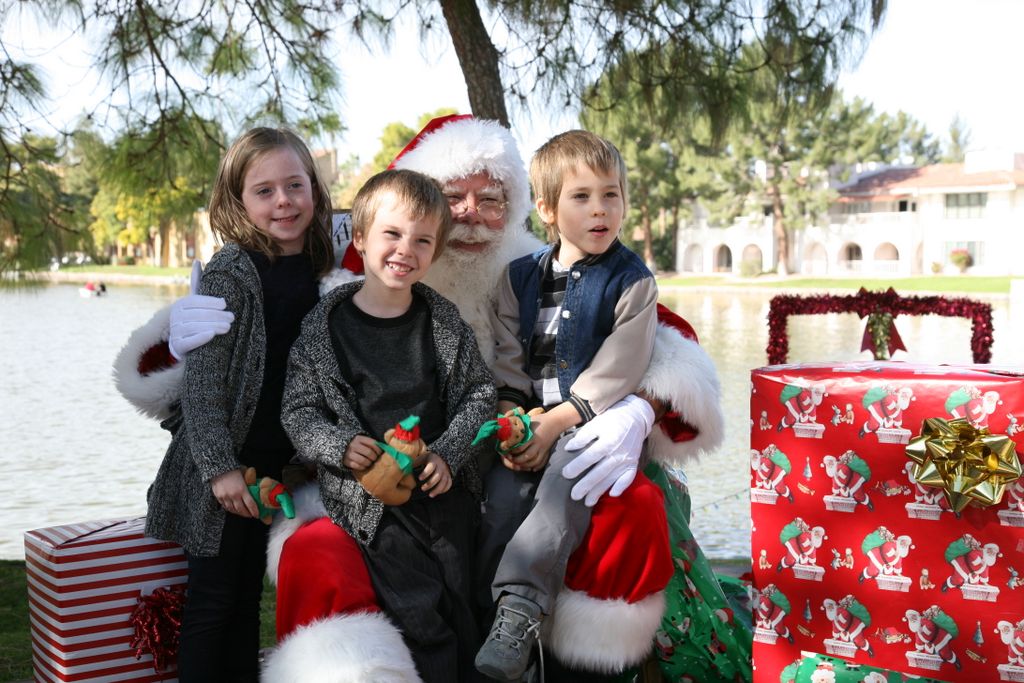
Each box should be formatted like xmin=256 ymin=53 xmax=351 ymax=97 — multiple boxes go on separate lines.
xmin=767 ymin=287 xmax=994 ymax=365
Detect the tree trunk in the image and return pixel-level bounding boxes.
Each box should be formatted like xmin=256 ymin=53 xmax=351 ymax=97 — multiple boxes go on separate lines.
xmin=438 ymin=0 xmax=509 ymax=126
xmin=769 ymin=182 xmax=789 ymax=276
xmin=159 ymin=219 xmax=171 ymax=268
xmin=641 ymin=202 xmax=655 ymax=270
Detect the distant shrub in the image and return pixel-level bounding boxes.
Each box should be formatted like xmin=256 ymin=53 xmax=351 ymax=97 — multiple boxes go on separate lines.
xmin=739 ymin=258 xmax=762 ymax=278
xmin=949 ymin=248 xmax=973 ymax=272
xmin=930 ymin=261 xmax=943 ymax=274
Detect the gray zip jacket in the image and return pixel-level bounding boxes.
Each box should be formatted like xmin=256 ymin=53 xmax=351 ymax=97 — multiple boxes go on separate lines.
xmin=281 ymin=281 xmax=496 ymax=545
xmin=145 ymin=243 xmax=268 ymax=556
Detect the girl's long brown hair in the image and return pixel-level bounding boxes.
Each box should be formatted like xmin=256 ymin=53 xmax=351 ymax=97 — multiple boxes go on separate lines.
xmin=208 ymin=127 xmax=334 ymax=276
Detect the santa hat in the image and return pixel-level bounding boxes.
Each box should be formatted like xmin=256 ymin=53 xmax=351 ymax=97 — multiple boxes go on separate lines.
xmin=341 ymin=114 xmax=533 ymax=274
xmin=388 ymin=114 xmax=532 ymax=231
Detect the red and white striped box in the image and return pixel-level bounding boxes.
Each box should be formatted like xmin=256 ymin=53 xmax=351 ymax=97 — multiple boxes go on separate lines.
xmin=24 ymin=518 xmax=187 ymax=682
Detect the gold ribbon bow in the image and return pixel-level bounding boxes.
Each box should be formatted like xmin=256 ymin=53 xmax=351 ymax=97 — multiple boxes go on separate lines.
xmin=905 ymin=417 xmax=1022 ymax=513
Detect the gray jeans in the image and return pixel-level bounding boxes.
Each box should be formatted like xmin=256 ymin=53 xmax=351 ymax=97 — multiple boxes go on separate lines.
xmin=488 ymin=431 xmax=593 ymax=614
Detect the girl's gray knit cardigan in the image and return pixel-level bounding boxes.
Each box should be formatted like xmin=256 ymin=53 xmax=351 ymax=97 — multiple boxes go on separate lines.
xmin=281 ymin=281 xmax=496 ymax=545
xmin=145 ymin=244 xmax=268 ymax=556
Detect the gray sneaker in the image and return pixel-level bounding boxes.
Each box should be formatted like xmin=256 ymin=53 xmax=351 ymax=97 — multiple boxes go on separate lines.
xmin=475 ymin=594 xmax=543 ymax=681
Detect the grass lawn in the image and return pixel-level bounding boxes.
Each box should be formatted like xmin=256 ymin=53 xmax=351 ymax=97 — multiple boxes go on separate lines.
xmin=657 ymin=273 xmax=1012 ymax=294
xmin=0 ymin=561 xmax=32 ymax=682
xmin=0 ymin=559 xmax=277 ymax=680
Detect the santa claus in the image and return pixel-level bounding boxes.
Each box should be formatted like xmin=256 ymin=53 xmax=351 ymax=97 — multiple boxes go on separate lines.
xmin=114 ymin=114 xmax=725 ymax=680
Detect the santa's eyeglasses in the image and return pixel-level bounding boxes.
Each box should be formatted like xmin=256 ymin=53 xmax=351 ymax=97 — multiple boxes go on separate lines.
xmin=446 ymin=194 xmax=507 ymax=221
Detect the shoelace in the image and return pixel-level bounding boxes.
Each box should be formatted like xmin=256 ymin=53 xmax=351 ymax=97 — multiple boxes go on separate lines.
xmin=492 ymin=605 xmax=545 ymax=682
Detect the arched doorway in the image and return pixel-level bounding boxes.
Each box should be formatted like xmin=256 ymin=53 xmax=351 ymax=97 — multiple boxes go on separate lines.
xmin=740 ymin=244 xmax=763 ymax=276
xmin=714 ymin=245 xmax=733 ymax=272
xmin=683 ymin=244 xmax=703 ymax=273
xmin=838 ymin=243 xmax=863 ymax=272
xmin=803 ymin=242 xmax=828 ymax=275
xmin=873 ymin=242 xmax=899 ymax=274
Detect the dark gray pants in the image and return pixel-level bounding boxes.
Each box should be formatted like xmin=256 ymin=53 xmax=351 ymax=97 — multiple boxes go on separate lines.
xmin=361 ymin=486 xmax=480 ymax=683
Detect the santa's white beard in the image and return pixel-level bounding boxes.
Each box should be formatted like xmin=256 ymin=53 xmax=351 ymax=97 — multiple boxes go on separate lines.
xmin=422 ymin=221 xmax=533 ymax=364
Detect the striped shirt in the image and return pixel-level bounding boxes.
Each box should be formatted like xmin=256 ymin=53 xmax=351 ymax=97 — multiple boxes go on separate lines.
xmin=528 ymin=258 xmax=569 ymax=407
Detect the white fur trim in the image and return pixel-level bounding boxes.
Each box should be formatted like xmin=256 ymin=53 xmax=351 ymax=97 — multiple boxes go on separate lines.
xmin=262 ymin=611 xmax=421 ymax=683
xmin=544 ymin=589 xmax=664 ymax=673
xmin=318 ymin=266 xmax=362 ymax=296
xmin=112 ymin=305 xmax=184 ymax=421
xmin=266 ymin=482 xmax=328 ymax=586
xmin=391 ymin=118 xmax=532 ymax=233
xmin=640 ymin=322 xmax=725 ymax=466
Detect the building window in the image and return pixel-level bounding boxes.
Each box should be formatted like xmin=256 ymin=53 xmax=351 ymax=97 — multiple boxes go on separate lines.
xmin=840 ymin=201 xmax=871 ymax=215
xmin=944 ymin=192 xmax=986 ymax=219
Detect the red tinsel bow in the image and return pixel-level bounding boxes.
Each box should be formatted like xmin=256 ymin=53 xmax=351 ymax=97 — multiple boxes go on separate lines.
xmin=859 ymin=313 xmax=907 ymax=357
xmin=129 ymin=584 xmax=186 ymax=673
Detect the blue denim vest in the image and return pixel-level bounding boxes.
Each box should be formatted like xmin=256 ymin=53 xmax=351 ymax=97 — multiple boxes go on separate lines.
xmin=507 ymin=239 xmax=653 ymax=404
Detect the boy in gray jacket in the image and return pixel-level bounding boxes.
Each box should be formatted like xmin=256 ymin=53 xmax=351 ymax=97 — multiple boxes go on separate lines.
xmin=281 ymin=169 xmax=495 ymax=683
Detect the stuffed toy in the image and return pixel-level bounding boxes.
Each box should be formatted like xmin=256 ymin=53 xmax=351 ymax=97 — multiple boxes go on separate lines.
xmin=243 ymin=467 xmax=296 ymax=524
xmin=355 ymin=415 xmax=429 ymax=506
xmin=472 ymin=406 xmax=545 ymax=455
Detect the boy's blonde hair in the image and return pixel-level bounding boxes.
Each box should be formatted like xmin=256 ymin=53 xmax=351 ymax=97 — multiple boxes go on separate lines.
xmin=351 ymin=169 xmax=452 ymax=262
xmin=530 ymin=130 xmax=629 ymax=242
xmin=208 ymin=127 xmax=334 ymax=276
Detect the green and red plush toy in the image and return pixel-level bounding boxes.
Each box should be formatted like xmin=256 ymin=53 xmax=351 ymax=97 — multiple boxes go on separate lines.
xmin=243 ymin=467 xmax=295 ymax=524
xmin=472 ymin=406 xmax=545 ymax=456
xmin=356 ymin=415 xmax=429 ymax=506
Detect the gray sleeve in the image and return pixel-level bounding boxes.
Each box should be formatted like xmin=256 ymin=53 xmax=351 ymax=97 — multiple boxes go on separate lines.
xmin=281 ymin=334 xmax=365 ymax=474
xmin=569 ymin=276 xmax=658 ymax=417
xmin=428 ymin=319 xmax=497 ymax=477
xmin=489 ymin=265 xmax=532 ymax=404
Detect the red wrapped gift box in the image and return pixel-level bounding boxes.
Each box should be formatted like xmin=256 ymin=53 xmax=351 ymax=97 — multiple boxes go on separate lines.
xmin=751 ymin=362 xmax=1024 ymax=683
xmin=25 ymin=518 xmax=187 ymax=682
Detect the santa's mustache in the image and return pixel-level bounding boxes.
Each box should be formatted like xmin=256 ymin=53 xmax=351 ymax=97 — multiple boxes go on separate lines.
xmin=446 ymin=222 xmax=499 ymax=247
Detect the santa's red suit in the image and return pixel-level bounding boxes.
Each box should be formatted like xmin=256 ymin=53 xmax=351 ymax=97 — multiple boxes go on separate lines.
xmin=779 ymin=528 xmax=818 ymax=571
xmin=861 ymin=539 xmax=904 ymax=581
xmin=914 ymin=611 xmax=960 ymax=668
xmin=780 ymin=387 xmax=816 ymax=428
xmin=755 ymin=592 xmax=791 ymax=641
xmin=999 ymin=621 xmax=1024 ymax=666
xmin=832 ymin=605 xmax=871 ymax=653
xmin=1008 ymin=479 xmax=1024 ymax=513
xmin=945 ymin=546 xmax=993 ymax=589
xmin=114 ymin=116 xmax=725 ymax=681
xmin=755 ymin=458 xmax=791 ymax=499
xmin=832 ymin=463 xmax=869 ymax=505
xmin=862 ymin=389 xmax=906 ymax=434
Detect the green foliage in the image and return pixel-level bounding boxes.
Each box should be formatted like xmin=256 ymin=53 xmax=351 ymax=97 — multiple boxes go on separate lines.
xmin=334 ymin=108 xmax=460 ymax=208
xmin=944 ymin=115 xmax=971 ymax=163
xmin=949 ymin=247 xmax=973 ymax=272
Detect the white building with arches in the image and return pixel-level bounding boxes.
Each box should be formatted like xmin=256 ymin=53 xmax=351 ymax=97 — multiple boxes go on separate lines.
xmin=675 ymin=150 xmax=1024 ymax=277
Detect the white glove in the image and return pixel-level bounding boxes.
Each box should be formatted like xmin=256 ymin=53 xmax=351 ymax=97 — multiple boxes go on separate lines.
xmin=561 ymin=394 xmax=656 ymax=507
xmin=168 ymin=261 xmax=234 ymax=360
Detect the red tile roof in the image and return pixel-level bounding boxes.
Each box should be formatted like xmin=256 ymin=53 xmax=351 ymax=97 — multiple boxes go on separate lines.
xmin=839 ymin=163 xmax=1024 ymax=200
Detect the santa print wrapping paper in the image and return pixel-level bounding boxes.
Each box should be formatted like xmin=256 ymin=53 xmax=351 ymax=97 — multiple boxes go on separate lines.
xmin=750 ymin=362 xmax=1024 ymax=683
xmin=25 ymin=518 xmax=187 ymax=682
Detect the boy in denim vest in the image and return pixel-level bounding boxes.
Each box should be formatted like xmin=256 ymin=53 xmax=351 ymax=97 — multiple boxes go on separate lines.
xmin=475 ymin=130 xmax=658 ymax=681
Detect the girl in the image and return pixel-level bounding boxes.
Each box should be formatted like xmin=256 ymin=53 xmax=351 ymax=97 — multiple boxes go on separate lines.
xmin=144 ymin=127 xmax=334 ymax=681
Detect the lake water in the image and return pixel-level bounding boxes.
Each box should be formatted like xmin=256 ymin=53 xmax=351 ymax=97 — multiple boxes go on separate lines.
xmin=3 ymin=282 xmax=1023 ymax=561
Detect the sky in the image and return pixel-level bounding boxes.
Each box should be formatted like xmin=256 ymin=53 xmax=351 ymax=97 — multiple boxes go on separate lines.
xmin=6 ymin=0 xmax=1024 ymax=164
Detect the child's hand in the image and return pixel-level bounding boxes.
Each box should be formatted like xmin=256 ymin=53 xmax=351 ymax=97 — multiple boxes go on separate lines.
xmin=418 ymin=451 xmax=452 ymax=497
xmin=211 ymin=468 xmax=260 ymax=518
xmin=343 ymin=435 xmax=382 ymax=471
xmin=506 ymin=419 xmax=559 ymax=472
